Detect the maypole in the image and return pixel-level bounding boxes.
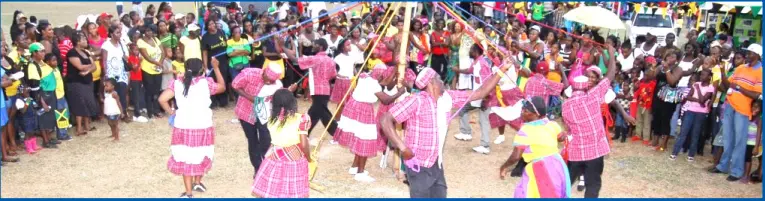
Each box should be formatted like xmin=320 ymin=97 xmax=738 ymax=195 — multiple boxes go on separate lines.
xmin=393 ymin=1 xmax=414 ymax=180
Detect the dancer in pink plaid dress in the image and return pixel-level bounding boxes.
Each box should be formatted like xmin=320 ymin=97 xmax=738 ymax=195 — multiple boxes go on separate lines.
xmin=251 ymin=89 xmax=312 ymax=198
xmin=159 ymin=58 xmax=226 ymax=198
xmin=335 ymin=64 xmax=404 ymax=182
xmin=487 ymin=57 xmax=525 ymax=145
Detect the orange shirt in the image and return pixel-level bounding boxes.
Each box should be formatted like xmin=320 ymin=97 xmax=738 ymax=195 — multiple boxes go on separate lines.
xmin=727 ymin=63 xmax=762 ymax=118
xmin=545 ymin=54 xmax=564 ymax=83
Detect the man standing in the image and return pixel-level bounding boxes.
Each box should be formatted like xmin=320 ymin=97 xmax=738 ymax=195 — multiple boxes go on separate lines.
xmin=561 ymin=46 xmax=618 ymax=198
xmin=710 ymin=44 xmax=763 ymax=181
xmin=452 ymin=44 xmax=493 ymax=154
xmin=297 ymin=39 xmax=339 ymax=140
xmin=379 ymin=62 xmax=511 ymax=198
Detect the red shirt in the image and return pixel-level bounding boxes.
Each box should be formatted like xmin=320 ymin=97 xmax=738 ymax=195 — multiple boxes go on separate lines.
xmin=430 ymin=31 xmax=450 ymax=55
xmin=97 ymin=26 xmax=108 ymax=39
xmin=128 ymin=55 xmax=142 ymax=81
xmin=58 ymin=38 xmax=73 ymax=76
xmin=524 ymin=74 xmax=564 ymax=105
xmin=635 ymin=79 xmax=656 ymax=109
xmin=298 ymin=51 xmax=337 ymax=96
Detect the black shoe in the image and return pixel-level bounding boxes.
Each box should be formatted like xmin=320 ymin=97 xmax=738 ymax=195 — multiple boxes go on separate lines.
xmin=193 ymin=183 xmax=207 ymax=193
xmin=726 ymin=176 xmax=740 ymax=182
xmin=577 ymin=184 xmax=585 ymax=192
xmin=751 ymin=173 xmax=762 ymax=183
xmin=708 ymin=167 xmax=724 ymax=174
xmin=50 ymin=139 xmax=61 ymax=145
xmin=43 ymin=143 xmax=58 ymax=149
xmin=403 ymin=180 xmax=409 ymax=186
xmin=179 ymin=192 xmax=193 ymax=198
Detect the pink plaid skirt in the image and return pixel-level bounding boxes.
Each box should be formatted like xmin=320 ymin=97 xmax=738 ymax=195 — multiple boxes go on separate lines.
xmin=167 ymin=127 xmax=215 ymax=176
xmin=252 ymin=147 xmax=309 ymax=198
xmin=330 ymin=78 xmax=351 ymax=103
xmin=335 ymin=100 xmax=385 ymax=157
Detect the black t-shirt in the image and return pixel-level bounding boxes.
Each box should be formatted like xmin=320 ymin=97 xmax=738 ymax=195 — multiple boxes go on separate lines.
xmin=66 ymin=49 xmax=93 ymax=84
xmin=201 ymin=31 xmax=228 ymax=66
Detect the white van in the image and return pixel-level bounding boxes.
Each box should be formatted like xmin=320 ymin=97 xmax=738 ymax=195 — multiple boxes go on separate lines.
xmin=629 ymin=9 xmax=676 ymax=46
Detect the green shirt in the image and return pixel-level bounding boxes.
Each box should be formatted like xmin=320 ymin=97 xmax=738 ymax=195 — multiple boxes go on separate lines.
xmin=160 ymin=34 xmax=179 ymax=49
xmin=226 ymin=38 xmax=252 ymax=68
xmin=532 ymin=4 xmax=545 ymax=21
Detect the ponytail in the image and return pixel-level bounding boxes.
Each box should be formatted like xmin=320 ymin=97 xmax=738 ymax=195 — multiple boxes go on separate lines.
xmin=182 ymin=58 xmax=203 ymax=97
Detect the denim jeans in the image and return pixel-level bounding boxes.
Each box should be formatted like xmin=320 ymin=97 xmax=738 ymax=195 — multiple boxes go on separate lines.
xmin=672 ymin=111 xmax=707 ymax=157
xmin=669 ymin=104 xmax=682 ymax=137
xmin=458 ymin=105 xmax=491 ymax=147
xmin=716 ymin=103 xmax=751 ymax=178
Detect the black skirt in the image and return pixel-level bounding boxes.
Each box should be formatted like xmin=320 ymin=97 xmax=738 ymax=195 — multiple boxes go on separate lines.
xmin=38 ymin=91 xmax=57 ymax=131
xmin=66 ymin=82 xmax=99 ymax=117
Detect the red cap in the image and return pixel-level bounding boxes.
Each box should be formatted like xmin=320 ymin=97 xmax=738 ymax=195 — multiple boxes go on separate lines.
xmin=99 ymin=12 xmax=113 ymax=19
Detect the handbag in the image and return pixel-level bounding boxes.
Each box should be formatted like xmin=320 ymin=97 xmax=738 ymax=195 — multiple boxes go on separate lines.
xmin=657 ymin=85 xmax=681 ymax=103
xmin=120 ymin=41 xmax=131 ymax=72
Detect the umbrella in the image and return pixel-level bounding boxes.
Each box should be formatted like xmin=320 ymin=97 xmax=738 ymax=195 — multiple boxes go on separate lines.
xmin=564 ymin=6 xmax=626 ymax=29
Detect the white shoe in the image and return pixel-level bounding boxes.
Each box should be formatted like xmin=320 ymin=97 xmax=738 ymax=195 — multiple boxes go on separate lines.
xmin=133 ymin=116 xmax=149 ymax=123
xmin=230 ymin=119 xmax=240 ymax=124
xmin=454 ymin=133 xmax=472 ymax=141
xmin=329 ymin=140 xmax=338 ymax=145
xmin=354 ymin=171 xmax=375 ymax=182
xmin=494 ymin=135 xmax=506 ymax=144
xmin=472 ymin=146 xmax=490 ymax=154
xmin=348 ymin=167 xmax=358 ymax=175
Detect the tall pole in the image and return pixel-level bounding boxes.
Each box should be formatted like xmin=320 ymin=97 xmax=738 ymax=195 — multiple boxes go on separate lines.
xmin=393 ymin=1 xmax=414 ymax=180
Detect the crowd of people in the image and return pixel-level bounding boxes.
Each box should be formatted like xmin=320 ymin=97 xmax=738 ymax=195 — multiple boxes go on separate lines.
xmin=0 ymin=1 xmax=762 ymax=198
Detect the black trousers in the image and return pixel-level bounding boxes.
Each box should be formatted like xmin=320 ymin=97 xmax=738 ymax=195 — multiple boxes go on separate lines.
xmin=406 ymin=163 xmax=447 ymax=198
xmin=241 ymin=119 xmax=271 ymax=176
xmin=141 ymin=72 xmax=162 ymax=116
xmin=430 ymin=54 xmax=448 ymax=80
xmin=210 ymin=56 xmax=230 ymax=108
xmin=307 ymin=95 xmax=338 ymax=136
xmin=568 ymin=156 xmax=605 ymax=198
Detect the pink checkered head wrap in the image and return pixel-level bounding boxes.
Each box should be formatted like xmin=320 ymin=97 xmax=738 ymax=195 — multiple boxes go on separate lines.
xmin=264 ymin=63 xmax=283 ymax=81
xmin=371 ymin=63 xmax=387 ymax=80
xmin=571 ymin=76 xmax=590 ymax=90
xmin=586 ymin=66 xmax=602 ymax=78
xmin=415 ymin=68 xmax=437 ymax=89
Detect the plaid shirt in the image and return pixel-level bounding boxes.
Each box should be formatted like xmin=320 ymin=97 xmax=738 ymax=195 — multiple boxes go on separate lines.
xmin=232 ymin=68 xmax=266 ymax=125
xmin=299 ymin=51 xmax=336 ymax=96
xmin=524 ymin=74 xmax=564 ymax=104
xmin=389 ymin=90 xmax=471 ymax=168
xmin=562 ymin=78 xmax=611 ymax=161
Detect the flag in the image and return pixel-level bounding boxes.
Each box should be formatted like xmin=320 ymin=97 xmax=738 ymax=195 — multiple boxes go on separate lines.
xmin=661 ymin=7 xmax=667 ymax=18
xmin=634 ymin=3 xmax=641 ymax=14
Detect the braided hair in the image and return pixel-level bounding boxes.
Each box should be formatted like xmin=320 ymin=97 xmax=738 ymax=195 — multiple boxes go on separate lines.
xmin=268 ymin=88 xmax=297 ymax=128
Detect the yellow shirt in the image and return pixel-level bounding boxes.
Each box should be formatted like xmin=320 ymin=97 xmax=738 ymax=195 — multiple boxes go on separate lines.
xmin=54 ymin=68 xmax=65 ymax=99
xmin=386 ymin=27 xmax=399 ymax=38
xmin=172 ymin=60 xmax=185 ymax=74
xmin=92 ymin=61 xmax=102 ymax=81
xmin=137 ymin=38 xmax=163 ymax=75
xmin=367 ymin=58 xmax=383 ymax=70
xmin=180 ymin=36 xmax=202 ymax=61
xmin=267 ymin=113 xmax=309 ymax=147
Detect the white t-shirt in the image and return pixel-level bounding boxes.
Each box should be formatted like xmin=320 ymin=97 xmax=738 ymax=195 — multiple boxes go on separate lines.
xmin=322 ymin=34 xmax=343 ymax=56
xmin=101 ymin=39 xmax=130 ymax=84
xmin=617 ymin=51 xmax=635 ymax=72
xmin=334 ymin=53 xmax=361 ymax=77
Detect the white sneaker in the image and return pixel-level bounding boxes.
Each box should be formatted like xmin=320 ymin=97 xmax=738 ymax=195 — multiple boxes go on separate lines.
xmin=454 ymin=133 xmax=473 ymax=141
xmin=230 ymin=119 xmax=240 ymax=124
xmin=472 ymin=146 xmax=490 ymax=154
xmin=494 ymin=135 xmax=506 ymax=144
xmin=329 ymin=140 xmax=338 ymax=145
xmin=354 ymin=171 xmax=375 ymax=182
xmin=133 ymin=116 xmax=149 ymax=123
xmin=348 ymin=167 xmax=358 ymax=175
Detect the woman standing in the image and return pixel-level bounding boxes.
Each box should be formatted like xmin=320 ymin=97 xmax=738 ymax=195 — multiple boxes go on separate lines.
xmin=251 ymin=89 xmax=312 ymax=198
xmin=330 ymin=40 xmax=360 ymax=103
xmin=66 ymin=32 xmax=99 ymax=136
xmin=201 ymin=19 xmax=229 ymax=108
xmin=158 ymin=20 xmax=179 ymax=49
xmin=650 ymin=51 xmax=686 ymax=151
xmin=101 ymin=25 xmax=131 ymax=122
xmin=160 ymin=58 xmax=225 ymax=198
xmin=408 ymin=19 xmax=429 ymax=73
xmin=454 ymin=23 xmax=473 ymax=90
xmin=138 ymin=24 xmax=165 ymax=118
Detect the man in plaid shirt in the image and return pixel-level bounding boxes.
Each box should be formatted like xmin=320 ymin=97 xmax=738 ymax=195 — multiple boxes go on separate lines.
xmin=379 ymin=61 xmax=513 ymax=198
xmin=298 ymin=38 xmax=339 ymax=139
xmin=561 ymin=47 xmax=618 ymax=198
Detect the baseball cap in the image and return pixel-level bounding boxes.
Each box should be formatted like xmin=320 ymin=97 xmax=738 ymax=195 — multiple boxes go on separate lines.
xmin=29 ymin=42 xmax=45 ymax=53
xmin=187 ymin=24 xmax=200 ymax=31
xmin=99 ymin=12 xmax=113 ymax=19
xmin=175 ymin=13 xmax=186 ymax=20
xmin=746 ymin=44 xmax=762 ymax=57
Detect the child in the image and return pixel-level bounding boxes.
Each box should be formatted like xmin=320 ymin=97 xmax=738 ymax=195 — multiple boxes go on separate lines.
xmin=172 ymin=47 xmax=185 ymax=79
xmin=633 ymin=58 xmax=656 ymax=145
xmin=499 ymin=96 xmax=571 ymax=198
xmin=161 ymin=47 xmax=176 ymax=91
xmin=15 ymin=84 xmax=42 ymax=154
xmin=741 ymin=101 xmax=761 ymax=184
xmin=670 ymin=69 xmax=714 ymax=162
xmin=128 ymin=44 xmax=149 ymax=123
xmin=45 ymin=53 xmax=71 ymax=141
xmin=251 ymin=89 xmax=311 ymax=198
xmin=103 ymin=79 xmax=124 ymax=142
xmin=613 ymin=73 xmax=634 ymax=143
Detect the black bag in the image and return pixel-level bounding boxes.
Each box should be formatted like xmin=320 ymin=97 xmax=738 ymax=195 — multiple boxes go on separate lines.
xmin=120 ymin=41 xmax=131 ymax=72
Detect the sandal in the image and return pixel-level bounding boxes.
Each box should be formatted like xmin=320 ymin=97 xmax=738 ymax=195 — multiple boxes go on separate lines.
xmin=89 ymin=127 xmax=97 ymax=131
